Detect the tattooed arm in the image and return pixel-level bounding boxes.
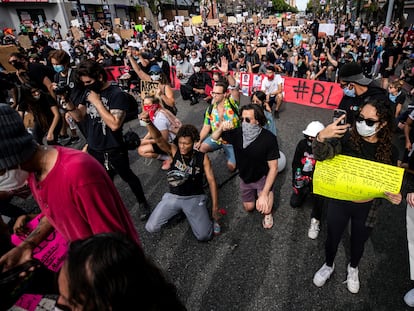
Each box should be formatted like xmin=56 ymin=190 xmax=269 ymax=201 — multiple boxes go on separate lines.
xmin=0 ymin=216 xmax=54 ymax=272
xmin=87 ymin=91 xmax=126 ymax=131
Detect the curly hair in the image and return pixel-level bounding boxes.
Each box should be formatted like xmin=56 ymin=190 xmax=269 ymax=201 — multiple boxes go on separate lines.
xmin=176 ymin=124 xmax=200 ymax=143
xmin=349 ymin=99 xmax=394 ymax=164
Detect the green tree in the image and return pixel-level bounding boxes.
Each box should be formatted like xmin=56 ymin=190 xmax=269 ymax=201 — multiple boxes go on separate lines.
xmin=272 ymin=0 xmax=289 ymax=12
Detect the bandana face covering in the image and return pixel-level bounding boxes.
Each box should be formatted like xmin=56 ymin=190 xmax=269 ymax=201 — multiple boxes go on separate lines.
xmin=143 ymin=104 xmax=160 ymax=122
xmin=242 ymin=122 xmax=262 ymax=148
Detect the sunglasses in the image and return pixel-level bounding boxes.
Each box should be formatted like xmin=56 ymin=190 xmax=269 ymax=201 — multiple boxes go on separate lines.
xmin=241 ymin=117 xmax=253 ymax=123
xmin=356 ymin=115 xmax=380 ymax=127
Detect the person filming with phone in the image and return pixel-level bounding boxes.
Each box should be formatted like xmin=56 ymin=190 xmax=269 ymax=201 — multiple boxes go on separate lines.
xmin=312 ymin=99 xmax=402 ymax=294
xmin=338 ymin=62 xmax=390 ymax=125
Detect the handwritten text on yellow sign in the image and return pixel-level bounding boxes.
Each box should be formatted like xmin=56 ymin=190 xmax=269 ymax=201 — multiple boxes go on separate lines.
xmin=313 ymin=154 xmax=404 ymax=201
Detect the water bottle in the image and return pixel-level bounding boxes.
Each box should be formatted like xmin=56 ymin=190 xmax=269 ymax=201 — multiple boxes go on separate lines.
xmin=67 ymin=115 xmax=77 ymax=130
xmin=303 ymin=158 xmax=313 ymax=173
xmin=213 ymin=221 xmax=221 ymax=236
xmin=294 ymin=168 xmax=304 ymax=189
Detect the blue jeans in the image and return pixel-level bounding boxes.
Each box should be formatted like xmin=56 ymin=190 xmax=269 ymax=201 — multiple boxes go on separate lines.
xmin=202 ymin=136 xmax=236 ymax=166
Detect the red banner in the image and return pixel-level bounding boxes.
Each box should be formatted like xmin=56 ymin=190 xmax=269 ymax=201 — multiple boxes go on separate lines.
xmin=284 ymin=77 xmax=343 ymax=110
xmin=105 ymin=66 xmax=343 ymax=109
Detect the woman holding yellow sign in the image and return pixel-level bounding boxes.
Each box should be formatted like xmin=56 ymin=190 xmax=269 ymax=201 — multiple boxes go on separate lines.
xmin=311 ymin=99 xmax=402 ymax=294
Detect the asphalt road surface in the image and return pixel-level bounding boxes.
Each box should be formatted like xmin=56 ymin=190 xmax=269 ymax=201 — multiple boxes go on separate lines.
xmin=62 ymin=91 xmax=414 ymax=310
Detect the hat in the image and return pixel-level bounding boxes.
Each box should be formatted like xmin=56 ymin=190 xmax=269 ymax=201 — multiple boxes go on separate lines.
xmin=303 ymin=121 xmax=325 ymax=137
xmin=338 ymin=62 xmax=372 ymax=85
xmin=0 ymin=104 xmax=37 ymax=170
xmin=149 ymin=64 xmax=162 ymax=74
xmin=410 ymin=53 xmax=414 ymax=59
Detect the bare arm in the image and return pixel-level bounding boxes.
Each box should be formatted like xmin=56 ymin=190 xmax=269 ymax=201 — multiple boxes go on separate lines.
xmin=256 ymin=159 xmax=278 ymax=215
xmin=141 ymin=111 xmax=175 ymax=156
xmin=47 ymin=105 xmax=61 ymax=142
xmin=0 ymin=216 xmax=54 ymax=272
xmin=203 ymin=154 xmax=219 ymax=220
xmin=87 ymin=91 xmax=126 ymax=131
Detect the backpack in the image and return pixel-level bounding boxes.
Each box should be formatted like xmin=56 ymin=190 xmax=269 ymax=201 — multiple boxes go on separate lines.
xmin=159 ymin=108 xmax=182 ymax=134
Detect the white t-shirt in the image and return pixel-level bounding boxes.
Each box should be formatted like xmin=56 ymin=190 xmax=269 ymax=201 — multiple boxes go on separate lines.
xmin=154 ymin=110 xmax=176 ymax=142
xmin=261 ymin=74 xmax=284 ymax=96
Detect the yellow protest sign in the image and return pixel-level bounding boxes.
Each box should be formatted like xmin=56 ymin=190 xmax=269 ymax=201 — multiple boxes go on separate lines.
xmin=192 ymin=15 xmax=203 ymax=25
xmin=313 ymin=154 xmax=404 ymax=201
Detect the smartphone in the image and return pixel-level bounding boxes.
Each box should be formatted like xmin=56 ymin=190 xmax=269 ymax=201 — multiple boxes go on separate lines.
xmin=333 ymin=109 xmax=347 ymax=125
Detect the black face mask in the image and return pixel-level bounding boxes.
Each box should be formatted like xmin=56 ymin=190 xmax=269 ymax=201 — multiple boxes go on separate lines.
xmin=86 ymin=80 xmax=102 ymax=93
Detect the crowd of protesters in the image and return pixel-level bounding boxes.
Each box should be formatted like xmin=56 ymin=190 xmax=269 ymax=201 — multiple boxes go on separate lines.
xmin=2 ymin=12 xmax=414 ymax=309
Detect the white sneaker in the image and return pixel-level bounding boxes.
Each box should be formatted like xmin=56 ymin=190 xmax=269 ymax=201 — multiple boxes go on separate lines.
xmin=404 ymin=288 xmax=414 ymax=307
xmin=313 ymin=263 xmax=335 ymax=287
xmin=308 ymin=218 xmax=320 ymax=239
xmin=344 ymin=264 xmax=360 ymax=294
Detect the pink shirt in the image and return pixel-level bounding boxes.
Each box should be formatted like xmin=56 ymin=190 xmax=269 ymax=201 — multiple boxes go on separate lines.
xmin=28 ymin=146 xmax=140 ymax=244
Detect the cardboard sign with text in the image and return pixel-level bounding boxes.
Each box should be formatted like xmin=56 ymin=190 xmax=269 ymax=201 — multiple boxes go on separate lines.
xmin=0 ymin=45 xmax=19 ymax=72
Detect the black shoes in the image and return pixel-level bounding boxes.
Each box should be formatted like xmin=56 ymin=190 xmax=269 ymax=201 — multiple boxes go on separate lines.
xmin=190 ymin=96 xmax=199 ymax=106
xmin=139 ymin=202 xmax=151 ymax=221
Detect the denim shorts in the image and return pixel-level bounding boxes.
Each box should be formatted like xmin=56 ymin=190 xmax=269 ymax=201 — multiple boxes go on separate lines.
xmin=202 ymin=136 xmax=236 ymax=165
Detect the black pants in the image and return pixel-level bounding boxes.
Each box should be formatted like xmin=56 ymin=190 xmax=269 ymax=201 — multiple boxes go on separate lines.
xmin=88 ymin=147 xmax=147 ymax=204
xmin=180 ymin=84 xmax=197 ymax=101
xmin=290 ymin=185 xmax=324 ymax=221
xmin=325 ymin=199 xmax=372 ymax=268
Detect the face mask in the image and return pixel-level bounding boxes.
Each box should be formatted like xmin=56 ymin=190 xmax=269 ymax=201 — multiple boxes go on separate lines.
xmin=320 ymin=57 xmax=326 ymax=62
xmin=86 ymin=80 xmax=102 ymax=93
xmin=150 ymin=74 xmax=161 ymax=81
xmin=53 ymin=64 xmax=65 ymax=73
xmin=356 ymin=120 xmax=377 ymax=137
xmin=143 ymin=103 xmax=160 ymax=122
xmin=242 ymin=121 xmax=262 ymax=148
xmin=0 ymin=167 xmax=29 ymax=191
xmin=206 ymin=57 xmax=212 ymax=62
xmin=389 ymin=92 xmax=400 ymax=102
xmin=343 ymin=86 xmax=355 ymax=97
xmin=33 ymin=95 xmax=41 ymax=100
xmin=194 ymin=67 xmax=201 ymax=73
xmin=293 ymin=52 xmax=298 ymax=56
xmin=267 ymin=74 xmax=274 ymax=80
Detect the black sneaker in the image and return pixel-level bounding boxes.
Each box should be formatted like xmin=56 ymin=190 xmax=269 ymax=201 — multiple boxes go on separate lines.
xmin=70 ymin=136 xmax=81 ymax=144
xmin=190 ymin=97 xmax=199 ymax=106
xmin=57 ymin=135 xmax=70 ymax=145
xmin=138 ymin=202 xmax=151 ymax=221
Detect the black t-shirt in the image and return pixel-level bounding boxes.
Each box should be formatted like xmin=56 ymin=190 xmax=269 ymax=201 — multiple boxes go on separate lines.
xmin=169 ymin=150 xmax=205 ymax=196
xmin=223 ymin=127 xmax=280 ymax=183
xmin=54 ymin=68 xmax=85 ymax=106
xmin=27 ymin=62 xmax=55 ymax=93
xmin=18 ymin=93 xmax=57 ymax=131
xmin=83 ymin=85 xmax=129 ymax=151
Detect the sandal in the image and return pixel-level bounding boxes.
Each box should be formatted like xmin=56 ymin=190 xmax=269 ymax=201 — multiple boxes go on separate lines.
xmin=262 ymin=214 xmax=274 ymax=229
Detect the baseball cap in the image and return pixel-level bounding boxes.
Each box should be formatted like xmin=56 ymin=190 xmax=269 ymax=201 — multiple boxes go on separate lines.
xmin=338 ymin=62 xmax=372 ymax=85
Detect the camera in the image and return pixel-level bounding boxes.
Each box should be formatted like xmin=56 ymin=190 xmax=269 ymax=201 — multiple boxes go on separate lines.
xmin=55 ymin=82 xmax=70 ymax=96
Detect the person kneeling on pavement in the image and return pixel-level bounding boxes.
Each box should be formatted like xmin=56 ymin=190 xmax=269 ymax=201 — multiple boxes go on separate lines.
xmin=211 ymin=104 xmax=280 ymax=229
xmin=180 ymin=62 xmax=212 ymax=106
xmin=140 ymin=111 xmax=220 ymax=241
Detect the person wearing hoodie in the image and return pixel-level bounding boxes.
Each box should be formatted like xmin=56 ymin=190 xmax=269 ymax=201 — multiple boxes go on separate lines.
xmin=338 ymin=62 xmax=391 ymax=125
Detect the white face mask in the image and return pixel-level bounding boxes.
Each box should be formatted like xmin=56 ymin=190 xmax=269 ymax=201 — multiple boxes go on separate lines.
xmin=150 ymin=74 xmax=161 ymax=81
xmin=356 ymin=120 xmax=377 ymax=137
xmin=0 ymin=167 xmax=29 ymax=191
xmin=194 ymin=67 xmax=201 ymax=73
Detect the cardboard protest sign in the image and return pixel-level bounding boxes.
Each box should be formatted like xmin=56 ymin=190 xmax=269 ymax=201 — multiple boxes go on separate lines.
xmin=141 ymin=80 xmax=160 ymax=99
xmin=0 ymin=45 xmax=19 ymax=72
xmin=18 ymin=35 xmax=32 ymax=49
xmin=207 ymin=19 xmax=219 ymax=26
